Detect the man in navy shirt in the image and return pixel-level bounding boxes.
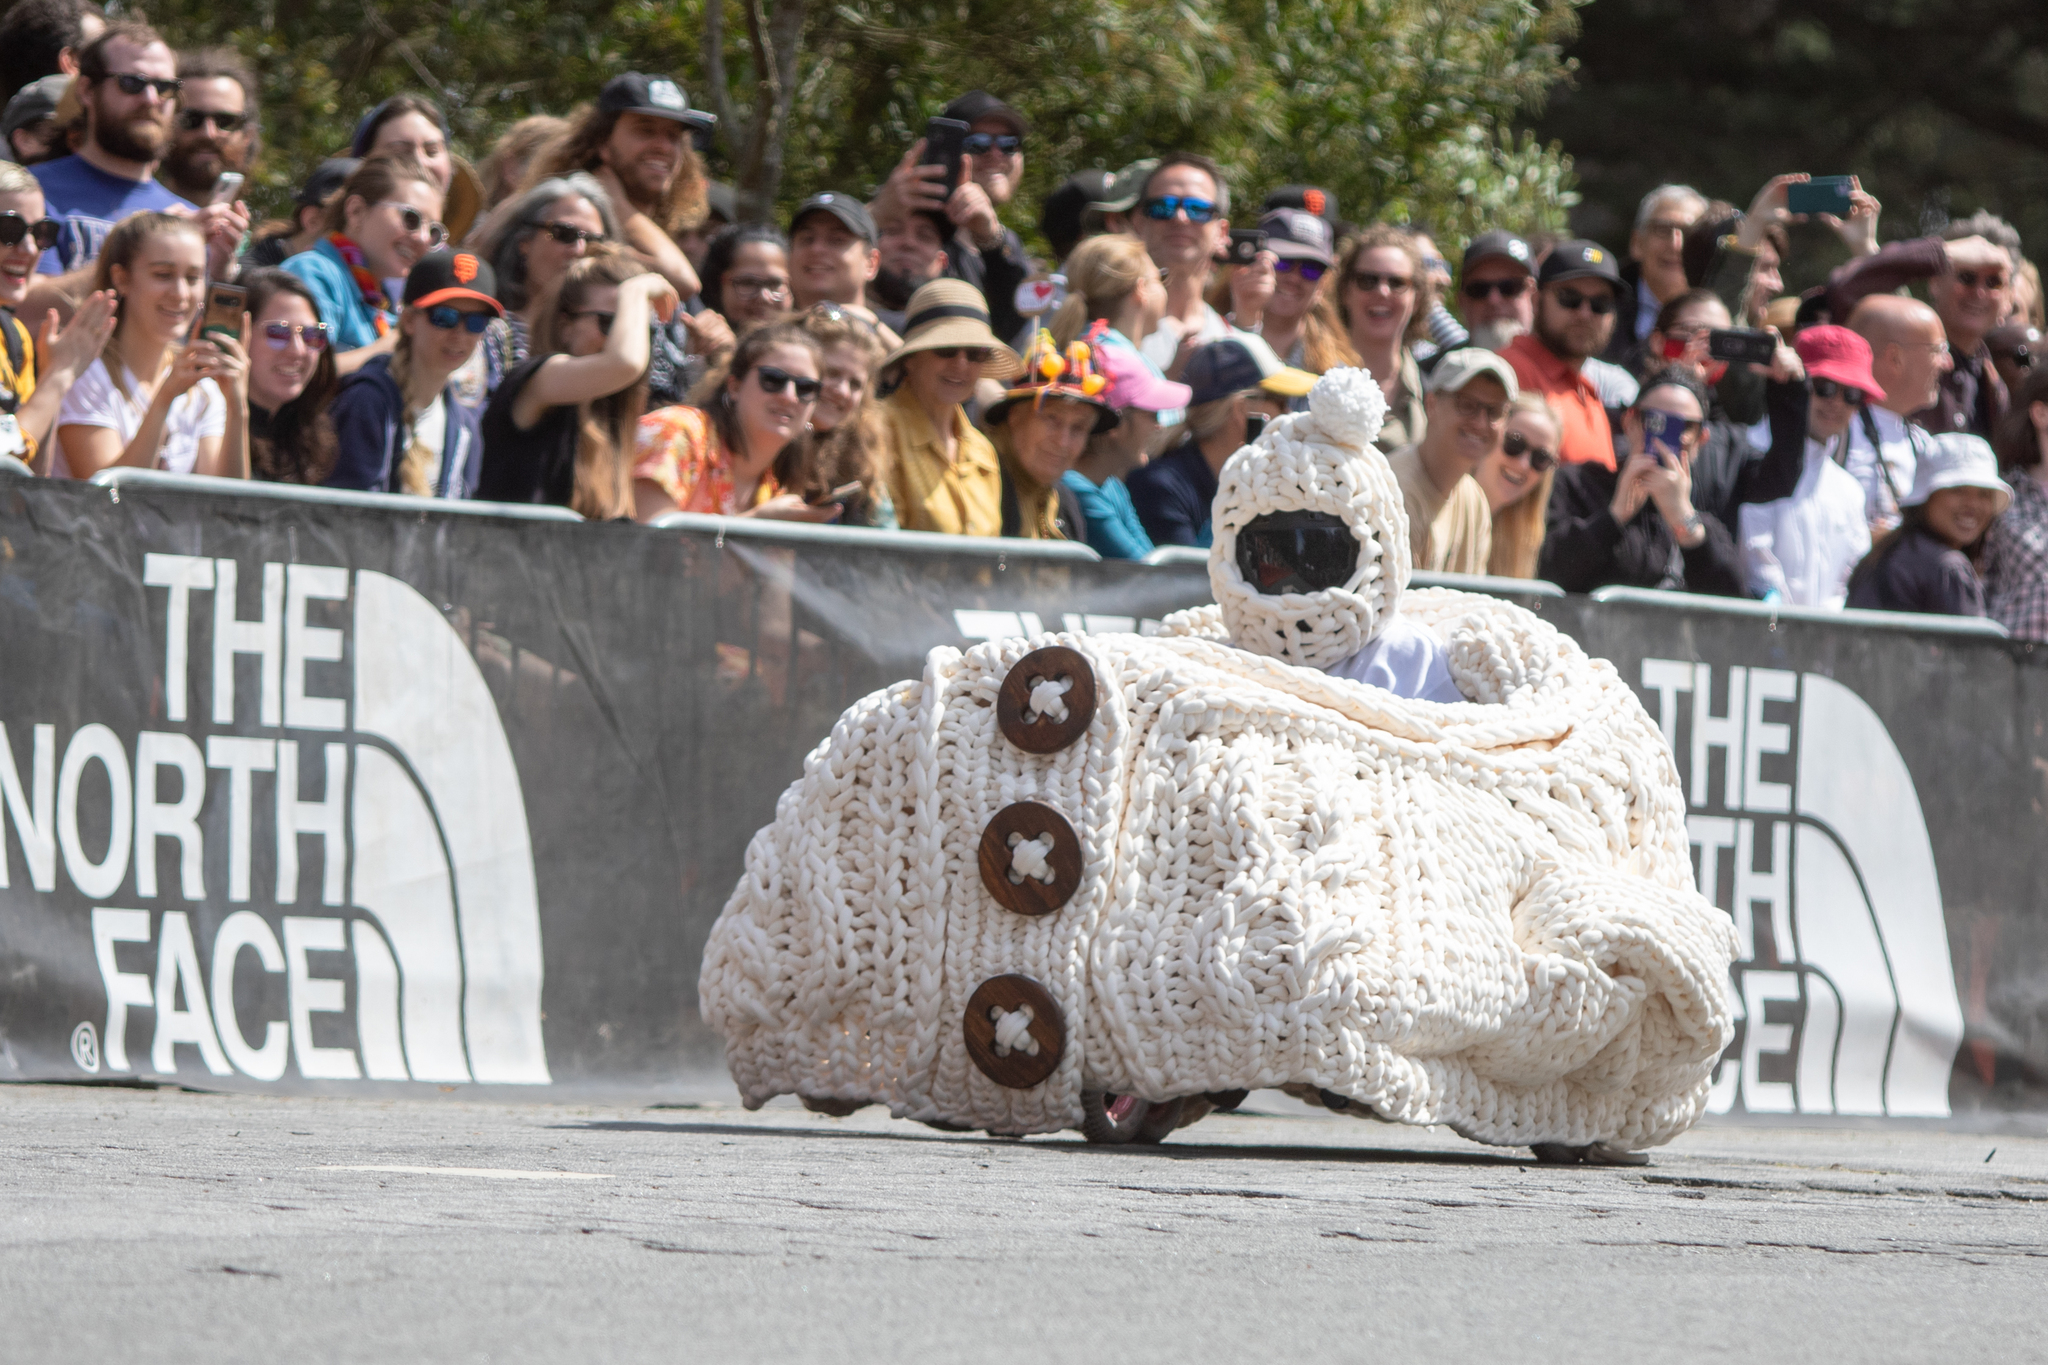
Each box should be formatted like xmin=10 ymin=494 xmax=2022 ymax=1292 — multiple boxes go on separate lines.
xmin=29 ymin=21 xmax=192 ymax=272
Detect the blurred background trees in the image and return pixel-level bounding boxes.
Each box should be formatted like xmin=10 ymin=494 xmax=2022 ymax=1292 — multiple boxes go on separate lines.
xmin=131 ymin=0 xmax=1584 ymax=246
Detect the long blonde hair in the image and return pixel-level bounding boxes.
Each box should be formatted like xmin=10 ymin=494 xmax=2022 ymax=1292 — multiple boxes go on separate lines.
xmin=1489 ymin=391 xmax=1559 ymax=580
xmin=383 ymin=324 xmax=437 ymax=496
xmin=526 ymin=245 xmax=653 ymax=519
xmin=776 ymin=308 xmax=891 ymax=516
xmin=1049 ymin=234 xmax=1153 ymax=348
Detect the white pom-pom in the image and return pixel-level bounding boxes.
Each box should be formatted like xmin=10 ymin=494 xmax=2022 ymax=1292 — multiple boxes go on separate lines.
xmin=1305 ymin=367 xmax=1386 ymax=450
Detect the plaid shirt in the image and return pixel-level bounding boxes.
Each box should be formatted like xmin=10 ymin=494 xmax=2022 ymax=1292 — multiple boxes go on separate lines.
xmin=1984 ymin=472 xmax=2048 ymax=642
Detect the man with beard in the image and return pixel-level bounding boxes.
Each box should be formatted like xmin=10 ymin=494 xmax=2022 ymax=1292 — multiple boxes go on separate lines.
xmin=1502 ymin=240 xmax=1622 ymax=470
xmin=30 ymin=22 xmax=246 ymax=275
xmin=156 ymin=48 xmax=256 ymax=208
xmin=1454 ymin=231 xmax=1536 ymax=353
xmin=869 ymin=207 xmax=948 ymax=323
xmin=522 ymin=73 xmax=709 ymax=299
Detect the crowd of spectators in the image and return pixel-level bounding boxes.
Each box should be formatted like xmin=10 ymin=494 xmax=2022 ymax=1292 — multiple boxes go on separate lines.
xmin=0 ymin=0 xmax=2043 ymax=641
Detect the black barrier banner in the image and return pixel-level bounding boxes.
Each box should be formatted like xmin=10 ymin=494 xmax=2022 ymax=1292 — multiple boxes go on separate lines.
xmin=2 ymin=476 xmax=2044 ymax=1121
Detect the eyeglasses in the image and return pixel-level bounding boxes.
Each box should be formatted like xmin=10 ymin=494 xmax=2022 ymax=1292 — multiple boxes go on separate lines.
xmin=1235 ymin=510 xmax=1360 ymax=596
xmin=1551 ymin=287 xmax=1616 ymax=316
xmin=728 ymin=274 xmax=791 ymax=300
xmin=754 ymin=364 xmax=821 ymax=401
xmin=424 ymin=305 xmax=493 ymax=334
xmin=1141 ymin=195 xmax=1218 ymax=224
xmin=961 ymin=133 xmax=1022 ymax=156
xmin=539 ymin=221 xmax=604 ymax=246
xmin=1422 ymin=254 xmax=1450 ymax=276
xmin=379 ymin=202 xmax=448 ymax=247
xmin=1809 ymin=377 xmax=1867 ymax=405
xmin=106 ymin=73 xmax=182 ymax=99
xmin=1462 ymin=277 xmax=1528 ymax=301
xmin=1955 ymin=269 xmax=2009 ymax=291
xmin=0 ymin=211 xmax=61 ymax=251
xmin=1992 ymin=344 xmax=2036 ymax=370
xmin=1500 ymin=430 xmax=1556 ymax=471
xmin=175 ymin=108 xmax=248 ymax=133
xmin=930 ymin=347 xmax=995 ymax=363
xmin=1274 ymin=259 xmax=1327 ymax=282
xmin=566 ymin=309 xmax=615 ymax=335
xmin=1450 ymin=392 xmax=1508 ymax=424
xmin=1348 ymin=271 xmax=1413 ymax=294
xmin=261 ymin=321 xmax=330 ymax=351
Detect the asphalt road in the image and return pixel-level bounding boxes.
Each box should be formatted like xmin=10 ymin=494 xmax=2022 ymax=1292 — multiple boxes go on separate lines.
xmin=6 ymin=1081 xmax=2044 ymax=1363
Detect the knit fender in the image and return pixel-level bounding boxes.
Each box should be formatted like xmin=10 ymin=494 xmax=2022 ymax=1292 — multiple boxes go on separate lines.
xmin=700 ymin=587 xmax=1738 ymax=1149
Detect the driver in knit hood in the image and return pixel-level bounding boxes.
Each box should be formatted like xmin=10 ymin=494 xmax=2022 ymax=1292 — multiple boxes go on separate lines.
xmin=1208 ymin=366 xmax=1466 ymax=703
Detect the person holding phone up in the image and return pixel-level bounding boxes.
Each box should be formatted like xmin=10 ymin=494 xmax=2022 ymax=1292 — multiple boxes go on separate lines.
xmin=1539 ymin=366 xmax=1746 ymax=596
xmin=870 ymin=91 xmax=1033 ymax=346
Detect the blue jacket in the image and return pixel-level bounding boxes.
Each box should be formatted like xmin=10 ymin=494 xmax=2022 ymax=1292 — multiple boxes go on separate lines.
xmin=325 ymin=354 xmax=482 ymax=498
xmin=282 ymin=239 xmax=391 ymax=353
xmin=1126 ymin=437 xmax=1217 ymax=549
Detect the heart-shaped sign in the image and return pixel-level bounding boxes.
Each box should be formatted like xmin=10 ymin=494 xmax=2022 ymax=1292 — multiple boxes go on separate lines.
xmin=1015 ymin=276 xmax=1064 ymax=315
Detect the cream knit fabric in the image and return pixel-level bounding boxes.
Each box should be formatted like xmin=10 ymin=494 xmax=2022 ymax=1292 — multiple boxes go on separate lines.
xmin=700 ymin=591 xmax=1738 ymax=1149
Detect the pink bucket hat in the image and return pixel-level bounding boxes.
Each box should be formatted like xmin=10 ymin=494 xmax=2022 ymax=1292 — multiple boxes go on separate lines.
xmin=1092 ymin=329 xmax=1192 ymax=413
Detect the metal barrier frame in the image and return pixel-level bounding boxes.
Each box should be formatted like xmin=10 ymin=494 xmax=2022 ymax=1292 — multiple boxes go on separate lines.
xmin=649 ymin=510 xmax=1103 ymax=561
xmin=86 ymin=468 xmax=585 ymax=523
xmin=1588 ymin=584 xmax=2009 ymax=640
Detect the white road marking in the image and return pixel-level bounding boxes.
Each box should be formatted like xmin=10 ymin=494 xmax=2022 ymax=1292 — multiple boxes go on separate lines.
xmin=315 ymin=1165 xmax=610 ymax=1181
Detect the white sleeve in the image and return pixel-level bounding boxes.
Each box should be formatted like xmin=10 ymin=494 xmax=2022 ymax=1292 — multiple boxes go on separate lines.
xmin=56 ymin=360 xmax=119 ymax=430
xmin=192 ymin=378 xmax=227 ymax=439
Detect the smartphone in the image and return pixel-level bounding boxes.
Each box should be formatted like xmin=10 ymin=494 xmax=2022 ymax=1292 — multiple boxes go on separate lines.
xmin=920 ymin=117 xmax=970 ymax=201
xmin=211 ymin=171 xmax=244 ymax=206
xmin=1638 ymin=408 xmax=1689 ymax=463
xmin=1784 ymin=176 xmax=1853 ymax=217
xmin=1707 ymin=327 xmax=1776 ymax=365
xmin=806 ymin=481 xmax=865 ymax=507
xmin=1222 ymin=229 xmax=1269 ymax=267
xmin=196 ymin=282 xmax=246 ymax=344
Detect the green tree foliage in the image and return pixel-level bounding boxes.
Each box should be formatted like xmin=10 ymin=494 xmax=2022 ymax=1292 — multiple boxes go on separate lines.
xmin=137 ymin=0 xmax=1582 ymax=251
xmin=1536 ymin=0 xmax=2048 ymax=282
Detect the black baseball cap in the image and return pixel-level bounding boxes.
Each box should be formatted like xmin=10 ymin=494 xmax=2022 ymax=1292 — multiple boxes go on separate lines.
xmin=597 ymin=73 xmax=717 ymax=133
xmin=295 ymin=158 xmax=359 ymax=208
xmin=1258 ymin=208 xmax=1334 ymax=265
xmin=403 ymin=249 xmax=503 ymax=313
xmin=1264 ymin=185 xmax=1339 ymax=225
xmin=1461 ymin=230 xmax=1533 ymax=277
xmin=941 ymin=90 xmax=1027 ymax=137
xmin=1537 ymin=238 xmax=1623 ymax=290
xmin=1042 ymin=169 xmax=1113 ymax=259
xmin=790 ymin=192 xmax=877 ymax=247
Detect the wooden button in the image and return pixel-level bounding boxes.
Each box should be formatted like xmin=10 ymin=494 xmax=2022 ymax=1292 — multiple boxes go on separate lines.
xmin=963 ymin=974 xmax=1065 ymax=1089
xmin=977 ymin=801 xmax=1083 ymax=917
xmin=997 ymin=646 xmax=1097 ymax=753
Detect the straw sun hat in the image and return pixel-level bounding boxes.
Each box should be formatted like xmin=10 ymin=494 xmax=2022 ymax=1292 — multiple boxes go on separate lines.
xmin=880 ymin=279 xmax=1024 ymax=380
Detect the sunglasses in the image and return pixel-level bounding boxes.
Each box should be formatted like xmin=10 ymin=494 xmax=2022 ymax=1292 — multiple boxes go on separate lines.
xmin=961 ymin=132 xmax=1022 ymax=155
xmin=1450 ymin=392 xmax=1508 ymax=424
xmin=930 ymin=346 xmax=995 ymax=363
xmin=1141 ymin=195 xmax=1218 ymax=224
xmin=1955 ymin=269 xmax=2009 ymax=291
xmin=1274 ymin=259 xmax=1327 ymax=282
xmin=1808 ymin=377 xmax=1868 ymax=404
xmin=107 ymin=72 xmax=182 ymax=98
xmin=539 ymin=221 xmax=604 ymax=246
xmin=175 ymin=108 xmax=247 ymax=133
xmin=755 ymin=364 xmax=821 ymax=401
xmin=567 ymin=309 xmax=615 ymax=335
xmin=1462 ymin=277 xmax=1528 ymax=301
xmin=1552 ymin=287 xmax=1616 ymax=316
xmin=261 ymin=320 xmax=330 ymax=351
xmin=0 ymin=211 xmax=61 ymax=251
xmin=424 ymin=305 xmax=493 ymax=334
xmin=380 ymin=202 xmax=448 ymax=247
xmin=1348 ymin=270 xmax=1413 ymax=293
xmin=1500 ymin=430 xmax=1556 ymax=471
xmin=729 ymin=274 xmax=791 ymax=300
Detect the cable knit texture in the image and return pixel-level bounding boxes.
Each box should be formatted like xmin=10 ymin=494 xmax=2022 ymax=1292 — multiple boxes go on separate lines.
xmin=699 ymin=368 xmax=1736 ymax=1150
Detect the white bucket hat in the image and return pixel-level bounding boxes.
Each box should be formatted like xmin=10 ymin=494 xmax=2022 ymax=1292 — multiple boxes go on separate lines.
xmin=1902 ymin=432 xmax=2013 ymax=517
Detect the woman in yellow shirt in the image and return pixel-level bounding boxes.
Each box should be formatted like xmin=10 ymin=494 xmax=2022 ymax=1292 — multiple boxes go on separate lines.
xmin=876 ymin=279 xmax=1022 ymax=536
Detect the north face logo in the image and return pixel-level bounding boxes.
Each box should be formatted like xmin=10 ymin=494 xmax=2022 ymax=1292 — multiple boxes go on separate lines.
xmin=0 ymin=560 xmax=548 ymax=1085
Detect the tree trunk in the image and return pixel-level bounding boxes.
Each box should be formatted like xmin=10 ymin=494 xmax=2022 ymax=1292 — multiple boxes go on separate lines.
xmin=702 ymin=0 xmax=808 ymax=223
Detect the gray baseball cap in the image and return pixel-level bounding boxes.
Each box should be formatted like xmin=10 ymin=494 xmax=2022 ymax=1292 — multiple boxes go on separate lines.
xmin=2 ymin=74 xmax=69 ymax=142
xmin=1424 ymin=347 xmax=1520 ymax=400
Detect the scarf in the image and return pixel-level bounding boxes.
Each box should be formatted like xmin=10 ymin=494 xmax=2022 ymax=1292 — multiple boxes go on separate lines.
xmin=326 ymin=233 xmax=393 ymax=337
